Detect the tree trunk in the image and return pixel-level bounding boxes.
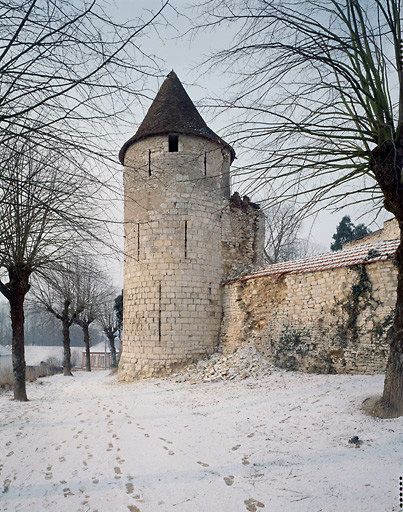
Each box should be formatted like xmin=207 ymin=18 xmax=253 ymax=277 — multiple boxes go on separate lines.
xmin=83 ymin=323 xmax=91 ymax=372
xmin=107 ymin=333 xmax=117 ymax=365
xmin=378 ymin=220 xmax=403 ymax=417
xmin=8 ymin=266 xmax=31 ymax=401
xmin=62 ymin=318 xmax=73 ymax=376
xmin=370 ymin=140 xmax=403 ymax=417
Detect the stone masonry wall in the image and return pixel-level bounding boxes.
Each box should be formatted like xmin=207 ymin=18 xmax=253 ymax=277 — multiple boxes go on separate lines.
xmin=221 ymin=194 xmax=265 ymax=277
xmin=344 ymin=218 xmax=399 ymax=248
xmin=119 ymin=135 xmax=228 ymax=380
xmin=119 ymin=134 xmax=264 ymax=381
xmin=222 ymin=259 xmax=397 ymax=374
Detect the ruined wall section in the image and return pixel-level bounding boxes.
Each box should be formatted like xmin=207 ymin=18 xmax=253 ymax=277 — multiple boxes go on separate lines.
xmin=221 ymin=194 xmax=265 ymax=277
xmin=119 ymin=134 xmax=232 ymax=380
xmin=344 ymin=218 xmax=399 ymax=248
xmin=222 ymin=260 xmax=397 ymax=374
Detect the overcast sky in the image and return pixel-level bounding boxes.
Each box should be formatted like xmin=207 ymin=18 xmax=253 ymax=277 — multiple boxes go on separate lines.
xmin=113 ymin=0 xmax=392 ymax=253
xmin=2 ymin=1 xmax=392 ymax=302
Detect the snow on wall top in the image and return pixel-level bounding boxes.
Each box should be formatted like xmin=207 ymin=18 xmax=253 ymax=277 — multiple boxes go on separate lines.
xmin=238 ymin=239 xmax=399 ymax=282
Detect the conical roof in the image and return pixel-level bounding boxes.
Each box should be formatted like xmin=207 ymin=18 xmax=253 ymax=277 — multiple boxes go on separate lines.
xmin=119 ymin=71 xmax=235 ymax=163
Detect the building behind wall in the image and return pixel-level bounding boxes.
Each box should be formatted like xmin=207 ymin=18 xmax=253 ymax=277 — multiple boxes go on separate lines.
xmin=118 ymin=71 xmax=264 ymax=381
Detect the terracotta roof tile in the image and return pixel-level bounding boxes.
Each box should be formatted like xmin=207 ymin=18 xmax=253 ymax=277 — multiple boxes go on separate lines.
xmin=239 ymin=239 xmax=399 ymax=282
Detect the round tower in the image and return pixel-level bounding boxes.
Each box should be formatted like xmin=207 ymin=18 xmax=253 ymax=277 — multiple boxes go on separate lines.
xmin=118 ymin=71 xmax=235 ymax=380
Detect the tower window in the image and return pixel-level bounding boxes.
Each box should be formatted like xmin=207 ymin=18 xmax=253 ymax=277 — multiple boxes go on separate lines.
xmin=168 ymin=134 xmax=178 ymax=152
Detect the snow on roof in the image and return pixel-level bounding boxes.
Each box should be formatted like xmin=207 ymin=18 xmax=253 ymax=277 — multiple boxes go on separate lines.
xmin=0 ymin=344 xmax=12 ymax=356
xmin=237 ymin=239 xmax=399 ymax=282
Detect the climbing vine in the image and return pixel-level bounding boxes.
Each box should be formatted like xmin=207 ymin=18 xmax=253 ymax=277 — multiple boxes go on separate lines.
xmin=336 ymin=264 xmax=379 ymax=344
xmin=273 ymin=325 xmax=311 ymax=370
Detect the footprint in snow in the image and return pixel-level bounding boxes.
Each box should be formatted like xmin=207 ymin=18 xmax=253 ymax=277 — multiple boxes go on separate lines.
xmin=224 ymin=476 xmax=234 ymax=486
xmin=244 ymin=498 xmax=265 ymax=511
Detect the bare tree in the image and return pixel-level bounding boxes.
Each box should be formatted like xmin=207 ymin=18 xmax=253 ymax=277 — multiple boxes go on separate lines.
xmin=0 ymin=0 xmax=168 ymax=165
xmin=195 ymin=0 xmax=403 ymax=417
xmin=98 ymin=294 xmax=119 ymax=366
xmin=0 ymin=142 xmax=99 ymax=399
xmin=33 ymin=265 xmax=85 ymax=376
xmin=264 ymin=202 xmax=307 ymax=263
xmin=73 ymin=262 xmax=108 ymax=372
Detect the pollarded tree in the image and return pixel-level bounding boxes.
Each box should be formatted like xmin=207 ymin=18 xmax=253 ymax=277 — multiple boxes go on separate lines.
xmin=73 ymin=262 xmax=109 ymax=372
xmin=98 ymin=293 xmax=119 ymax=366
xmin=195 ymin=0 xmax=403 ymax=417
xmin=0 ymin=141 xmax=100 ymax=400
xmin=33 ymin=265 xmax=85 ymax=376
xmin=114 ymin=291 xmax=123 ymax=344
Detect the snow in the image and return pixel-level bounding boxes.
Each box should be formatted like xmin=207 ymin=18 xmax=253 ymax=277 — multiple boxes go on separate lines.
xmin=23 ymin=345 xmax=83 ymax=366
xmin=0 ymin=369 xmax=402 ymax=511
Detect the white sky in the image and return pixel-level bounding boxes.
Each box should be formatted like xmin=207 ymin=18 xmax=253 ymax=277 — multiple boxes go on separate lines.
xmin=0 ymin=1 xmax=393 ymax=300
xmin=112 ymin=0 xmax=392 ymax=259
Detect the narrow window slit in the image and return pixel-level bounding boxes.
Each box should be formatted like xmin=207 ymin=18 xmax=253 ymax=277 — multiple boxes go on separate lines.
xmin=184 ymin=220 xmax=188 ymax=258
xmin=204 ymin=152 xmax=207 ymax=176
xmin=158 ymin=283 xmax=162 ymax=343
xmin=137 ymin=223 xmax=140 ymax=260
xmin=168 ymin=134 xmax=178 ymax=152
xmin=148 ymin=149 xmax=152 ymax=176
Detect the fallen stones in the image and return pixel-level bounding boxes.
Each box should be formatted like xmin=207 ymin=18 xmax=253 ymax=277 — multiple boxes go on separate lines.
xmin=169 ymin=342 xmax=273 ymax=383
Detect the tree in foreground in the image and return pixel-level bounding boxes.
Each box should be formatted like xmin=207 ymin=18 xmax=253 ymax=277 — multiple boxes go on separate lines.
xmin=0 ymin=142 xmax=98 ymax=399
xmin=331 ymin=216 xmax=371 ymax=251
xmin=196 ymin=0 xmax=403 ymax=416
xmin=0 ymin=0 xmax=168 ymax=165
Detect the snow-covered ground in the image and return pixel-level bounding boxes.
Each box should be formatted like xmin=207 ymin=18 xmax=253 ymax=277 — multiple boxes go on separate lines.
xmin=0 ymin=368 xmax=402 ymax=511
xmin=23 ymin=345 xmax=83 ymax=366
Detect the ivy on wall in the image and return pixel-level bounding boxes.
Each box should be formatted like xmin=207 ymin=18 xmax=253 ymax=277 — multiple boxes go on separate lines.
xmin=336 ymin=264 xmax=380 ymax=345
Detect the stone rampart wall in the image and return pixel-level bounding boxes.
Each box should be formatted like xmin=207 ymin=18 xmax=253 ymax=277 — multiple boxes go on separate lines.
xmin=222 ymin=259 xmax=397 ymax=374
xmin=119 ymin=134 xmax=265 ymax=381
xmin=344 ymin=218 xmax=399 ymax=248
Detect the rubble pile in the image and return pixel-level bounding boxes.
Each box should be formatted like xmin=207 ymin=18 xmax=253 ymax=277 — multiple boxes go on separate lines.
xmin=169 ymin=342 xmax=273 ymax=383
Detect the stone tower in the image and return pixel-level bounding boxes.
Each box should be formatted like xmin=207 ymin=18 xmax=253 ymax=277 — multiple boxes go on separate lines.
xmin=118 ymin=71 xmax=264 ymax=381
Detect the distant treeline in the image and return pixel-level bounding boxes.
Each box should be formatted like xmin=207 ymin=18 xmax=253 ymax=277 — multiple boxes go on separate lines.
xmin=0 ymin=302 xmax=103 ymax=347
